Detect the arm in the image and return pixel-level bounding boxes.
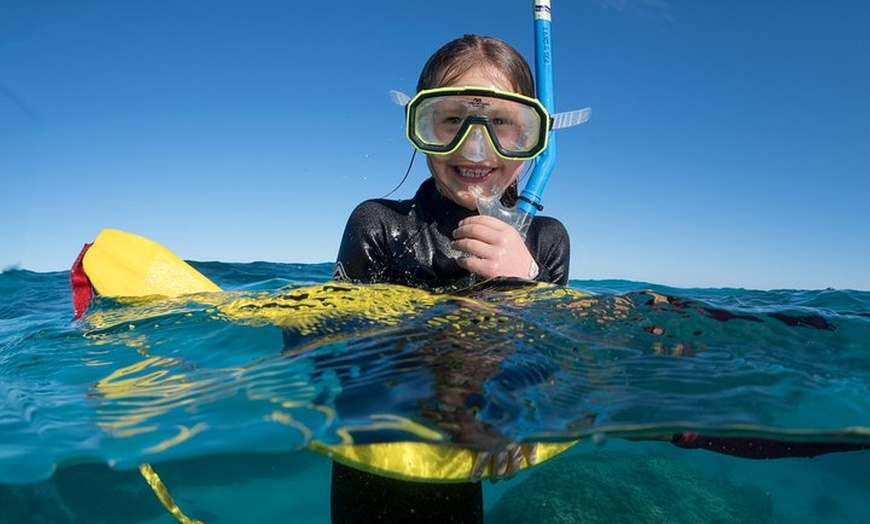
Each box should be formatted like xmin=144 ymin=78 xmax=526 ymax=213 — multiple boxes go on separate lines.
xmin=672 ymin=433 xmax=870 ymax=459
xmin=333 ymin=201 xmax=391 ymax=284
xmin=526 ymin=215 xmax=570 ymax=286
xmin=450 ymin=214 xmax=570 ymax=480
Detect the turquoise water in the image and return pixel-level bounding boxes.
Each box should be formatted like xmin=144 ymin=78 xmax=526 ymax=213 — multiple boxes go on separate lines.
xmin=1 ymin=262 xmax=869 ymax=523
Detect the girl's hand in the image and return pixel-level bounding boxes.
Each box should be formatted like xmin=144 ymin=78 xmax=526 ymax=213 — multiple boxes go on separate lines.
xmin=471 ymin=443 xmax=538 ymax=482
xmin=452 ymin=215 xmax=538 ymax=280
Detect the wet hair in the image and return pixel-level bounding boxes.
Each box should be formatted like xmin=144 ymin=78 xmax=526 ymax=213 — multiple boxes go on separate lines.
xmin=416 ymin=34 xmax=535 ymax=98
xmin=417 ymin=34 xmax=533 ymax=206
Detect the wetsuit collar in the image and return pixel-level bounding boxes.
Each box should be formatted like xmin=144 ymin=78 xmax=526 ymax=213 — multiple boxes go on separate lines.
xmin=416 ymin=178 xmax=477 ymax=234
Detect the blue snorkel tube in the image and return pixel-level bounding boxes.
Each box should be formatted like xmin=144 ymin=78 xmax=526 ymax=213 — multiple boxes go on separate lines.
xmin=475 ymin=0 xmax=589 ymax=237
xmin=515 ymin=0 xmax=558 ymax=234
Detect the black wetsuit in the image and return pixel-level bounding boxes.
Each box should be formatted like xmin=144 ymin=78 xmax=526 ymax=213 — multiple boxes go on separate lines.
xmin=329 ymin=178 xmax=570 ymax=524
xmin=332 ymin=178 xmax=570 ymax=290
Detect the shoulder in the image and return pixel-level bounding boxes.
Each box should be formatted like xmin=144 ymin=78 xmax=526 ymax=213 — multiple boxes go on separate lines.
xmin=346 ymin=179 xmax=437 ymax=222
xmin=346 ymin=198 xmax=415 ymax=225
xmin=531 ymin=214 xmax=567 ymax=231
xmin=529 ymin=215 xmax=569 ymax=241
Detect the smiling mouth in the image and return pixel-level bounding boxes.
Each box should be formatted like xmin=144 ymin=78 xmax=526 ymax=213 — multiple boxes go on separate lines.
xmin=454 ymin=166 xmax=494 ymax=182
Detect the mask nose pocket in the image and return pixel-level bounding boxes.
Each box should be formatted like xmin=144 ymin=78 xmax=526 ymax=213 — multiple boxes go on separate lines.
xmin=459 ymin=126 xmax=489 ymax=162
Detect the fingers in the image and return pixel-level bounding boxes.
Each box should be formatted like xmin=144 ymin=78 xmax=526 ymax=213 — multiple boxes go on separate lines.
xmin=492 ymin=446 xmax=511 ymax=479
xmin=455 ymin=248 xmax=502 ymax=277
xmin=452 ymin=237 xmax=492 ymax=261
xmin=522 ymin=443 xmax=538 ymax=467
xmin=471 ymin=444 xmax=537 ymax=483
xmin=471 ymin=451 xmax=491 ymax=483
xmin=453 ymin=216 xmax=515 ymax=246
xmin=499 ymin=444 xmax=524 ymax=480
xmin=452 ymin=216 xmax=534 ymax=280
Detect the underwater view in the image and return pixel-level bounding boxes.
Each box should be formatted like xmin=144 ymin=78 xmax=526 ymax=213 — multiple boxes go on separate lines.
xmin=2 ymin=261 xmax=869 ymax=523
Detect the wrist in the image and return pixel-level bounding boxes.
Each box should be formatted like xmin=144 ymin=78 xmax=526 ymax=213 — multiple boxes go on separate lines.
xmin=528 ymin=259 xmax=540 ymax=280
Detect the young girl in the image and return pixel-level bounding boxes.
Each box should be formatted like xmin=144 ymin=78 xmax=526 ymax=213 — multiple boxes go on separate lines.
xmin=330 ymin=34 xmax=567 ymax=523
xmin=333 ymin=34 xmax=570 ymax=293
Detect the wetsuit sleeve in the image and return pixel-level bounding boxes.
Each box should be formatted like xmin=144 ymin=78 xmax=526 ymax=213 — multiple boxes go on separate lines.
xmin=671 ymin=433 xmax=870 ymax=459
xmin=527 ymin=216 xmax=570 ymax=286
xmin=333 ymin=201 xmax=390 ymax=284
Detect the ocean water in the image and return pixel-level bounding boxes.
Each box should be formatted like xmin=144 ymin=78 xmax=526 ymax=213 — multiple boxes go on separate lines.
xmin=1 ymin=262 xmax=869 ymax=523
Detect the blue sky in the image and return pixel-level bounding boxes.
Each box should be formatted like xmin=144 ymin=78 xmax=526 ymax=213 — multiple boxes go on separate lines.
xmin=2 ymin=1 xmax=868 ymax=290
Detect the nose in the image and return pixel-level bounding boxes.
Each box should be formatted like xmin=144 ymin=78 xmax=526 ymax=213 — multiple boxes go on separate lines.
xmin=458 ymin=126 xmax=491 ymax=162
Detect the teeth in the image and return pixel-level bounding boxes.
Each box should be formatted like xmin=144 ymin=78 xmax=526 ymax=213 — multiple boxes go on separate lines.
xmin=457 ymin=168 xmax=491 ymax=179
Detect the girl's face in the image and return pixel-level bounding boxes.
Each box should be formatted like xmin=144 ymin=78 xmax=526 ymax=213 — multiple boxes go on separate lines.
xmin=426 ymin=67 xmax=526 ymax=210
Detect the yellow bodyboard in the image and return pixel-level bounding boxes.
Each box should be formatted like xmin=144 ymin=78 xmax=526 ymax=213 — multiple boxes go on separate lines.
xmin=83 ymin=229 xmax=221 ymax=297
xmin=80 ymin=228 xmax=578 ymax=482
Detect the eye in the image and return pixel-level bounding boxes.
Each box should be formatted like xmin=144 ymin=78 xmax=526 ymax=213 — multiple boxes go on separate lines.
xmin=493 ymin=117 xmax=521 ymax=131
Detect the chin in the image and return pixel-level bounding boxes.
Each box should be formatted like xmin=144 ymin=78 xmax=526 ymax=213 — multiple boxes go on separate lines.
xmin=448 ymin=190 xmax=478 ymax=210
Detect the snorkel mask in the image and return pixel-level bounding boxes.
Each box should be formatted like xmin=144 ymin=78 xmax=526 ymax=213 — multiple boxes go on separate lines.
xmin=406 ymin=87 xmax=552 ymax=161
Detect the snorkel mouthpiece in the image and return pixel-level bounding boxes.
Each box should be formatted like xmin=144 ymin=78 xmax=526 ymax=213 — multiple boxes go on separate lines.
xmin=459 ymin=126 xmax=489 ymax=162
xmin=470 ymin=184 xmax=534 ymax=236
